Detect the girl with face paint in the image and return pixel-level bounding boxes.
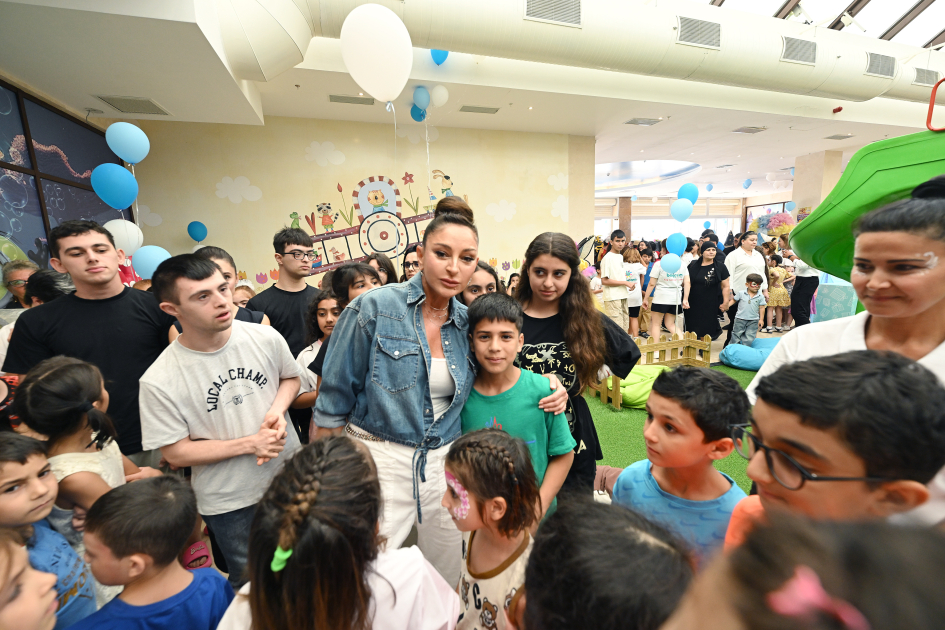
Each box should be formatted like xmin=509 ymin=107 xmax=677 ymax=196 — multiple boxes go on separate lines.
xmin=442 ymin=429 xmax=541 ymax=630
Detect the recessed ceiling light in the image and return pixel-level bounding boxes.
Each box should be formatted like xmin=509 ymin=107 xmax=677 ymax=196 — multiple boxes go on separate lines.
xmin=640 ymin=150 xmax=644 ymax=152
xmin=529 ymin=106 xmax=533 ymax=110
xmin=359 ymin=93 xmax=363 ymax=96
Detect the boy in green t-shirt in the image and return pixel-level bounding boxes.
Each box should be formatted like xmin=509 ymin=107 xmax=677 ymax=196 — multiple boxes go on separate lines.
xmin=460 ymin=293 xmax=576 ymax=520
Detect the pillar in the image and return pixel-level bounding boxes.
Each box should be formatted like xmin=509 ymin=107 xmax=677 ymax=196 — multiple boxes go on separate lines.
xmin=792 ymin=150 xmax=842 ymax=216
xmin=618 ymin=197 xmax=631 ymax=237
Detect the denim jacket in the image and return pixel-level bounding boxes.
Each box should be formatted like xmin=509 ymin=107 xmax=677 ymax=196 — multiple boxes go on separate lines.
xmin=313 ymin=273 xmax=476 ymax=515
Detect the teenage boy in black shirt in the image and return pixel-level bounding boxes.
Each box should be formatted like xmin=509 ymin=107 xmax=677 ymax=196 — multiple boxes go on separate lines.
xmin=2 ymin=220 xmax=176 ymax=459
xmin=246 ymin=227 xmax=319 ymax=440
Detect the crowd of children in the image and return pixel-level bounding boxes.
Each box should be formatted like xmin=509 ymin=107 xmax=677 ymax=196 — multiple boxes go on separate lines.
xmin=1 ymin=187 xmax=945 ymax=630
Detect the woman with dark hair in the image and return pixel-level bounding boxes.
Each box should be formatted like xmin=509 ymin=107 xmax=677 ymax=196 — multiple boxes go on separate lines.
xmin=399 ymin=244 xmax=420 ymax=282
xmin=684 ymin=241 xmax=731 ymax=341
xmin=313 ymin=200 xmax=567 ymax=582
xmin=723 ymin=233 xmax=742 ymax=256
xmin=458 ymin=260 xmax=504 ymax=306
xmin=748 ymin=175 xmax=945 ymax=526
xmin=365 ymin=253 xmax=397 ymax=285
xmin=517 ymin=232 xmax=640 ymax=492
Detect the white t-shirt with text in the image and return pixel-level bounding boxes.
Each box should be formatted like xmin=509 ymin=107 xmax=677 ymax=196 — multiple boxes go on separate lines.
xmin=624 ymin=262 xmax=646 ymax=307
xmin=650 ymin=261 xmax=689 ymax=305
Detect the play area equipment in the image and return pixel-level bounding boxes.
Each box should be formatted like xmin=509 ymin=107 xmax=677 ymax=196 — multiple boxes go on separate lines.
xmin=789 ymin=129 xmax=945 ymax=281
xmin=719 ymin=336 xmax=781 ymax=372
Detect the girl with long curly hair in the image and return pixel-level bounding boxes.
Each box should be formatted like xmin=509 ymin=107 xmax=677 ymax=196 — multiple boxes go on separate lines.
xmin=516 ymin=233 xmax=640 ymax=492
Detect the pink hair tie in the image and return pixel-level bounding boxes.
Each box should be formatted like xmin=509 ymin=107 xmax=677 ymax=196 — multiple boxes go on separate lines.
xmin=767 ymin=566 xmax=870 ymax=630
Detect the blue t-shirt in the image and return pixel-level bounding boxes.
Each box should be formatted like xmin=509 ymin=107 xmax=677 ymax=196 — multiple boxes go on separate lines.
xmin=27 ymin=519 xmax=96 ymax=630
xmin=612 ymin=460 xmax=746 ymax=558
xmin=69 ymin=568 xmax=234 ymax=630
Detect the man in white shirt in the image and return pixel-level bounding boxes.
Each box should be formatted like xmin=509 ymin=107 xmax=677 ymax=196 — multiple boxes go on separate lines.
xmin=789 ymin=253 xmax=820 ymax=327
xmin=600 ymin=230 xmax=635 ymax=332
xmin=140 ymin=254 xmax=302 ymax=588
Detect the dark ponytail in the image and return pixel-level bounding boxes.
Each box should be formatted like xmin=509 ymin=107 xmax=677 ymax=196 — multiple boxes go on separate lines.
xmin=855 ymin=175 xmax=945 ymax=242
xmin=13 ymin=356 xmax=116 ymax=449
xmin=422 ymin=197 xmax=477 ymax=246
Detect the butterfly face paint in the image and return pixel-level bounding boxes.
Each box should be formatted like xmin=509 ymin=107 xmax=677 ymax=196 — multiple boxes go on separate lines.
xmin=922 ymin=252 xmax=940 ymax=270
xmin=445 ymin=470 xmax=470 ymax=520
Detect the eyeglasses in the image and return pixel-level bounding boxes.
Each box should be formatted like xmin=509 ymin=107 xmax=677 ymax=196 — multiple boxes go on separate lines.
xmin=404 ymin=261 xmax=420 ymax=269
xmin=5 ymin=280 xmax=26 ymax=287
xmin=285 ymin=250 xmax=318 ymax=261
xmin=731 ymin=425 xmax=893 ymax=491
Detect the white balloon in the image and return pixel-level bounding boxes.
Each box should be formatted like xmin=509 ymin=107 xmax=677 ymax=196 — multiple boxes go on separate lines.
xmin=340 ymin=4 xmax=413 ymax=103
xmin=431 ymin=84 xmax=449 ymax=108
xmin=103 ymin=219 xmax=143 ymax=258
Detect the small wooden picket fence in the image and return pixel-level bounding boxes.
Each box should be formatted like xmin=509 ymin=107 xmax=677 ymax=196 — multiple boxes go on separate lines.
xmin=586 ymin=332 xmax=713 ymax=410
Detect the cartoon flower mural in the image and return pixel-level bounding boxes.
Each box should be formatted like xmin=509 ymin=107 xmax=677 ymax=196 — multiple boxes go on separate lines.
xmin=270 ymin=269 xmax=280 ymax=280
xmin=255 ymin=273 xmax=268 ymax=284
xmin=512 ymin=259 xmax=520 ymax=269
xmin=489 ymin=258 xmax=498 ymax=267
xmin=502 ymin=262 xmax=510 ymax=271
xmin=402 ymin=172 xmax=421 ymax=215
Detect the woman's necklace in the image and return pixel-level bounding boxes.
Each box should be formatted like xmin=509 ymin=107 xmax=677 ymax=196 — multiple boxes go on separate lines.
xmin=424 ymin=302 xmax=448 ymax=320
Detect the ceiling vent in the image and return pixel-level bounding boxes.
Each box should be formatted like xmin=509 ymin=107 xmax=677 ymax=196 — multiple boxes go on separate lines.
xmin=781 ymin=37 xmax=816 ymax=65
xmin=459 ymin=105 xmax=500 ymax=114
xmin=93 ymin=95 xmax=169 ymax=115
xmin=865 ymin=53 xmax=896 ymax=78
xmin=914 ymin=68 xmax=941 ymax=87
xmin=676 ymin=16 xmax=721 ymax=50
xmin=525 ymin=0 xmax=581 ymax=27
xmin=732 ymin=127 xmax=766 ymax=134
xmin=624 ymin=118 xmax=662 ymax=126
xmin=824 ymin=134 xmax=855 ymax=140
xmin=329 ymin=94 xmax=375 ymax=105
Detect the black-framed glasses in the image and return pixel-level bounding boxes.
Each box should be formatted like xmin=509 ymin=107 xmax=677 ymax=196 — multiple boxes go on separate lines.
xmin=285 ymin=250 xmax=318 ymax=261
xmin=730 ymin=425 xmax=894 ymax=491
xmin=404 ymin=261 xmax=420 ymax=269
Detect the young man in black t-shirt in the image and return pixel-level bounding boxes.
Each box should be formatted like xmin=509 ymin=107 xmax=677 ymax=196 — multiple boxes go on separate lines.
xmin=246 ymin=227 xmax=319 ymax=440
xmin=2 ymin=220 xmax=176 ymax=459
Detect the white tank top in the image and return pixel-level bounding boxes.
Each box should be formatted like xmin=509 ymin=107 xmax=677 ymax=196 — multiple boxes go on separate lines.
xmin=429 ymin=358 xmax=456 ymax=420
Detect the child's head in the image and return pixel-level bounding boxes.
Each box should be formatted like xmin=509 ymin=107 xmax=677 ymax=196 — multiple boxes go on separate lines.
xmin=0 ymin=528 xmax=58 ymax=630
xmin=745 ymin=273 xmax=763 ymax=292
xmin=623 ymin=247 xmax=643 ymax=264
xmin=247 ymin=436 xmax=380 ymax=629
xmin=609 ymin=229 xmax=627 ymax=252
xmin=305 ymin=289 xmax=340 ymax=346
xmin=641 ymin=249 xmax=653 ymax=265
xmin=13 ymin=356 xmax=115 ymax=449
xmin=330 ymin=262 xmax=381 ymax=308
xmin=748 ymin=350 xmax=945 ymax=520
xmin=467 ymin=293 xmax=524 ymax=376
xmin=442 ymin=429 xmax=540 ymax=537
xmin=0 ymin=434 xmax=56 ymax=528
xmin=233 ymin=284 xmax=255 ymax=308
xmin=365 ymin=253 xmax=396 ymax=285
xmin=521 ymin=498 xmax=692 ymax=630
xmin=83 ymin=476 xmax=197 ymax=586
xmin=768 ymin=254 xmax=782 ymax=267
xmin=662 ymin=516 xmax=945 ymax=630
xmin=460 ymin=261 xmax=503 ymax=305
xmin=645 ymin=367 xmax=750 ymax=470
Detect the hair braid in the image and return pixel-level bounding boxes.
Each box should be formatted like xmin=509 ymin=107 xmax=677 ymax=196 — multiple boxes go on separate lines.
xmin=276 ymin=458 xmax=326 ymax=552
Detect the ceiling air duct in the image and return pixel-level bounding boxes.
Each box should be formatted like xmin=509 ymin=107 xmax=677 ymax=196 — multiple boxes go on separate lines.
xmin=216 ymin=0 xmax=314 ymax=81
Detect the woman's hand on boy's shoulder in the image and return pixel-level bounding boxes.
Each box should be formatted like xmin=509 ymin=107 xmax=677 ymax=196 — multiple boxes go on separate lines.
xmin=538 ymin=374 xmax=568 ymax=415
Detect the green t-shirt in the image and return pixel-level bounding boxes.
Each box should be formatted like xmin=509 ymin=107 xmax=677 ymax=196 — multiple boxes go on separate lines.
xmin=460 ymin=369 xmax=577 ymax=513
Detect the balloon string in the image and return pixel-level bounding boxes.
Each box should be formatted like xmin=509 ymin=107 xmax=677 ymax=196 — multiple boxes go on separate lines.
xmin=425 ymin=118 xmax=432 ymax=205
xmin=129 ymin=163 xmax=139 ymax=225
xmin=386 ymin=101 xmax=397 ymax=171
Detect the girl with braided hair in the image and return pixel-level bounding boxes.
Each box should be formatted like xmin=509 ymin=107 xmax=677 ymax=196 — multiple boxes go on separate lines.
xmin=443 ymin=429 xmax=541 ymax=630
xmin=216 ymin=435 xmax=460 ymax=630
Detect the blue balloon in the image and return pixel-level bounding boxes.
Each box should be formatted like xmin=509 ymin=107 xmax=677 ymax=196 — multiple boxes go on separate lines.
xmin=790 ymin=167 xmax=795 ymax=176
xmin=431 ymin=49 xmax=449 ymax=65
xmin=630 ymin=195 xmax=638 ymax=201
xmin=743 ymin=179 xmax=752 ymax=190
xmin=187 ymin=221 xmax=208 ymax=242
xmin=704 ymin=221 xmax=712 ymax=229
xmin=105 ymin=122 xmax=150 ymax=164
xmin=660 ymin=253 xmax=681 ymax=274
xmin=706 ymin=184 xmax=713 ymax=192
xmin=91 ymin=163 xmax=138 ymax=210
xmin=670 ymin=199 xmax=694 ymax=222
xmin=132 ymin=245 xmax=171 ymax=280
xmin=678 ymin=183 xmax=699 ymax=204
xmin=410 ymin=104 xmax=426 ymax=122
xmin=786 ymin=201 xmax=797 ymax=212
xmin=666 ymin=232 xmax=687 ymax=256
xmin=413 ymin=86 xmax=431 ymax=110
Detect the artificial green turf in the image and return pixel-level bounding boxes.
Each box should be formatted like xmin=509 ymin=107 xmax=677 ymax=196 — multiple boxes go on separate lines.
xmin=590 ymin=365 xmax=758 ymax=493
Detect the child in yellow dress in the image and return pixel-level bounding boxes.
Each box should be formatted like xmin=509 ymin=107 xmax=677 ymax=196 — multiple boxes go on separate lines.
xmin=762 ymin=255 xmax=792 ymax=333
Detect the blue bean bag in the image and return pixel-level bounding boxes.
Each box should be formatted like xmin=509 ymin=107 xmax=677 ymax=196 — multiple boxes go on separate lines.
xmin=719 ymin=337 xmax=781 ymax=371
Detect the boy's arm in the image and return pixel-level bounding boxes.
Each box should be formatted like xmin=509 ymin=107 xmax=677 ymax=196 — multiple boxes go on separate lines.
xmin=161 ymin=428 xmax=286 ymax=468
xmin=539 ymin=451 xmax=574 ymax=518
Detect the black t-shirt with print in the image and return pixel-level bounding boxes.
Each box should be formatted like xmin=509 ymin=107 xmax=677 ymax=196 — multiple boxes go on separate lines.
xmin=2 ymin=288 xmax=175 ymax=454
xmin=246 ymin=285 xmax=319 ymax=358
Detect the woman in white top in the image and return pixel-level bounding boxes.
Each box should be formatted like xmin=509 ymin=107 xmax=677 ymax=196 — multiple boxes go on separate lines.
xmin=217 ymin=435 xmax=460 ymax=630
xmin=643 ymin=240 xmax=690 ymax=337
xmin=748 ymin=176 xmax=945 ymax=526
xmin=723 ymin=231 xmax=768 ymax=345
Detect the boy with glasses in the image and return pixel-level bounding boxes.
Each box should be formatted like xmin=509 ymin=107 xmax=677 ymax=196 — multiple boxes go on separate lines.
xmin=731 ymin=273 xmax=766 ymax=346
xmin=725 ymin=350 xmax=945 ymax=548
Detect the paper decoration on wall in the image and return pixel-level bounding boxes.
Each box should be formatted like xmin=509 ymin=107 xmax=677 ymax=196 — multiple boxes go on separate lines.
xmin=512 ymin=259 xmax=520 ymax=269
xmin=352 ymin=176 xmax=402 ymax=221
xmin=238 ymin=271 xmax=247 ymax=281
xmin=547 ymin=172 xmax=568 ymax=191
xmin=552 ymin=195 xmax=569 ymax=222
xmin=489 ymin=258 xmax=498 ymax=267
xmin=216 ymin=176 xmax=262 ymax=204
xmin=137 ymin=204 xmax=162 ymax=227
xmin=502 ymin=262 xmax=510 ymax=271
xmin=305 ymin=141 xmax=346 ymax=167
xmin=256 ymin=272 xmax=268 ymax=284
xmin=270 ymin=269 xmax=280 ymax=281
xmin=485 ymin=200 xmax=516 ymax=223
xmin=289 ymin=212 xmax=301 ymax=229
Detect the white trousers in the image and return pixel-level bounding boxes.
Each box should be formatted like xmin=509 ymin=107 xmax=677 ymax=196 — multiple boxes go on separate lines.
xmin=355 ymin=435 xmax=463 ymax=585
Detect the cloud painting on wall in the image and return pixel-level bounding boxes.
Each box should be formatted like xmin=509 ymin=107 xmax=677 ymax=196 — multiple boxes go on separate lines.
xmin=396 ymin=124 xmax=439 ymax=144
xmin=137 ymin=204 xmax=162 ymax=227
xmin=216 ymin=176 xmax=262 ymax=204
xmin=547 ymin=172 xmax=568 ymax=191
xmin=552 ymin=195 xmax=569 ymax=222
xmin=305 ymin=141 xmax=346 ymax=166
xmin=485 ymin=200 xmax=517 ymax=223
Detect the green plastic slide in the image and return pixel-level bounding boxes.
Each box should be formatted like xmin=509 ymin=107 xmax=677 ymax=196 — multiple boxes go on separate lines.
xmin=789 ymin=130 xmax=945 ymax=281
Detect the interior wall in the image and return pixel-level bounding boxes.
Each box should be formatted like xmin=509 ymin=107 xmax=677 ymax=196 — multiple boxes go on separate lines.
xmin=134 ymin=116 xmax=594 ymax=288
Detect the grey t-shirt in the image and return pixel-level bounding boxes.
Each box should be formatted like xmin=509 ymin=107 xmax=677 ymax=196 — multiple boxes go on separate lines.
xmin=140 ymin=320 xmax=303 ymax=515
